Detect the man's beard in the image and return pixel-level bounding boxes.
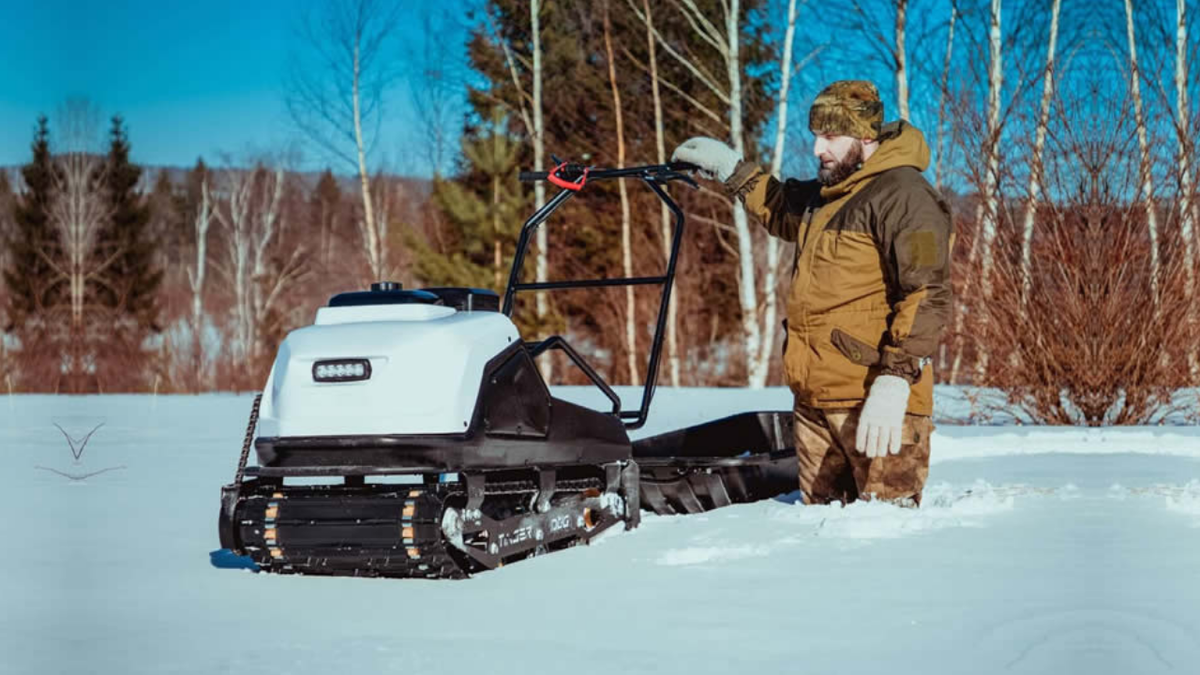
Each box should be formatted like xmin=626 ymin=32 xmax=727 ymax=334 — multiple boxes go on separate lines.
xmin=817 ymin=141 xmax=864 ymax=186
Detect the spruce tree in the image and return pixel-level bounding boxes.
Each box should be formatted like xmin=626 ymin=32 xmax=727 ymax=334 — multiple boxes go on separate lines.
xmin=412 ymin=109 xmax=526 ymax=292
xmin=4 ymin=116 xmax=63 ymax=333
xmin=98 ymin=116 xmax=162 ymax=331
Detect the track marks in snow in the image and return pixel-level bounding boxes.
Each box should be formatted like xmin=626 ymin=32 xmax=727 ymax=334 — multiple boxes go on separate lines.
xmin=1112 ymin=480 xmax=1200 ymax=521
xmin=977 ymin=609 xmax=1192 ymax=673
xmin=657 ymin=545 xmax=772 ymax=566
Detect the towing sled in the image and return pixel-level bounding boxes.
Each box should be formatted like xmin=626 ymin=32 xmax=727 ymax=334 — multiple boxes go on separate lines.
xmin=217 ymin=160 xmax=799 ymax=579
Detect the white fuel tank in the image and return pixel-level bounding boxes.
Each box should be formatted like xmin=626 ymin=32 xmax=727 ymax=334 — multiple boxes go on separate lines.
xmin=255 ymin=304 xmax=521 ymax=438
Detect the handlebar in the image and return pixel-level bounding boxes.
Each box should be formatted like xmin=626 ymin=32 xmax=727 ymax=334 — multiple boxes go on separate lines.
xmin=519 ymin=162 xmax=700 ymax=189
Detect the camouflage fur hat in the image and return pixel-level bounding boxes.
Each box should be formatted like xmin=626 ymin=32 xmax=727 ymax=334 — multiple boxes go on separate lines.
xmin=809 ymin=80 xmax=884 ymax=140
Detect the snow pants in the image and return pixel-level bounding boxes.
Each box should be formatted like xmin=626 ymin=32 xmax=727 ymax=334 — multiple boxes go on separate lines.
xmin=793 ymin=399 xmax=934 ymax=506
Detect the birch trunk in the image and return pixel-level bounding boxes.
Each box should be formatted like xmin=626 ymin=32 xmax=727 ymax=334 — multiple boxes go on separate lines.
xmin=53 ymin=152 xmax=108 ymax=330
xmin=950 ymin=0 xmax=998 ymax=384
xmin=531 ymin=0 xmax=551 ymax=383
xmin=757 ymin=0 xmax=801 ymax=384
xmin=1176 ymin=0 xmax=1198 ymax=376
xmin=723 ymin=0 xmax=767 ymax=388
xmin=643 ymin=0 xmax=681 ymax=387
xmin=895 ymin=0 xmax=910 ymax=120
xmin=352 ymin=40 xmax=380 ymax=281
xmin=187 ymin=178 xmax=212 ymax=391
xmin=978 ymin=0 xmax=1003 ymax=295
xmin=972 ymin=0 xmax=1003 ymax=381
xmin=1020 ymin=0 xmax=1060 ymax=304
xmin=604 ymin=4 xmax=640 ymax=386
xmin=215 ymin=169 xmax=252 ymax=368
xmin=1125 ymin=0 xmax=1161 ymax=301
xmin=51 ymin=146 xmax=110 ymax=391
xmin=630 ymin=0 xmax=763 ymax=386
xmin=215 ymin=166 xmax=305 ymax=383
xmin=249 ymin=168 xmax=285 ymax=366
xmin=934 ymin=4 xmax=956 ymax=193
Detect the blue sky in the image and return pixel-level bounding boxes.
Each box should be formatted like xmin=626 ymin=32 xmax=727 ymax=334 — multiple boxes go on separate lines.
xmin=0 ymin=0 xmax=465 ymax=173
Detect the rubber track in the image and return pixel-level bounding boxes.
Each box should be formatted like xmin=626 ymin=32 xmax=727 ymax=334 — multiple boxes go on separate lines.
xmin=233 ymin=476 xmax=608 ymax=579
xmin=235 ymin=484 xmax=469 ymax=579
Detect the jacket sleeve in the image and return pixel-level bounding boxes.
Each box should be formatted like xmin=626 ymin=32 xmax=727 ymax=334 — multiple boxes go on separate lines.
xmin=722 ymin=161 xmax=821 ymax=242
xmin=876 ymin=173 xmax=954 ymax=383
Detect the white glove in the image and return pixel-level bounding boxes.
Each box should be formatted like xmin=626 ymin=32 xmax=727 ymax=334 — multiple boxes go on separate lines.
xmin=670 ymin=137 xmax=742 ymax=182
xmin=856 ymin=375 xmax=911 ymax=458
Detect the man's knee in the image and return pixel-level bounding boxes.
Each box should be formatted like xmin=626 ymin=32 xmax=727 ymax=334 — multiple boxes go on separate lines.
xmin=859 ymin=414 xmax=932 ymax=504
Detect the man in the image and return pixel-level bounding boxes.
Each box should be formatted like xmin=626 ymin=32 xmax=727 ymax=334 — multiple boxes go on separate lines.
xmin=672 ymin=80 xmax=952 ymax=507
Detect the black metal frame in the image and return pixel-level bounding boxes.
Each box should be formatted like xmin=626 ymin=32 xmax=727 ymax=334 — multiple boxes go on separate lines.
xmin=504 ymin=162 xmax=697 ymax=430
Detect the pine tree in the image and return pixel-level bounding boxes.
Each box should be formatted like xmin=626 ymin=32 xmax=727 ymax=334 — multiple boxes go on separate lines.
xmin=2 ymin=117 xmax=67 ymax=390
xmin=412 ymin=109 xmax=527 ymax=291
xmin=4 ymin=116 xmax=63 ymax=333
xmin=98 ymin=116 xmax=162 ymax=331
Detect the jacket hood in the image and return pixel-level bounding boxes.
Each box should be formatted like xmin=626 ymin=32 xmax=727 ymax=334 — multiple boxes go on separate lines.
xmin=820 ymin=120 xmax=931 ymax=199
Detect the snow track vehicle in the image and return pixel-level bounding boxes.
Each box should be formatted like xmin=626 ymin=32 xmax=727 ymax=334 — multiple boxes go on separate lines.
xmin=217 ymin=160 xmax=799 ymax=579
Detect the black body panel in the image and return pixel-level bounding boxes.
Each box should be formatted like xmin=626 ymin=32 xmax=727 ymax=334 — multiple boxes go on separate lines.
xmin=327 ymin=285 xmax=499 ymax=312
xmin=422 ymin=287 xmax=500 ymax=312
xmin=632 ymin=411 xmax=799 ymax=515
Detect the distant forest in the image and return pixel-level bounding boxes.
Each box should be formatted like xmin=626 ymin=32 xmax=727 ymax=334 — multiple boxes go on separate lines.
xmin=1 ymin=0 xmax=1198 ymax=426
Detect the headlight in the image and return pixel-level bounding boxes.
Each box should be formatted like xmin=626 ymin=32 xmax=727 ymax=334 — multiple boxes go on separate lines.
xmin=312 ymin=358 xmax=372 ymax=382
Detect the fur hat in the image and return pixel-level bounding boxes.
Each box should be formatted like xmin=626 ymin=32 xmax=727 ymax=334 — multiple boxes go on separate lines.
xmin=809 ymin=80 xmax=884 ymax=140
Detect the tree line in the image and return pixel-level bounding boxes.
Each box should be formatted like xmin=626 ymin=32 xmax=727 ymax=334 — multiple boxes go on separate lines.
xmin=1 ymin=0 xmax=1198 ymax=425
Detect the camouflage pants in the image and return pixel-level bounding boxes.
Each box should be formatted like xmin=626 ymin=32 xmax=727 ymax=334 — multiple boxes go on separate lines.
xmin=793 ymin=398 xmax=934 ymax=507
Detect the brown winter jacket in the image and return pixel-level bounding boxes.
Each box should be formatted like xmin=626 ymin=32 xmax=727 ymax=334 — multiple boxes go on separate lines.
xmin=724 ymin=120 xmax=953 ymax=415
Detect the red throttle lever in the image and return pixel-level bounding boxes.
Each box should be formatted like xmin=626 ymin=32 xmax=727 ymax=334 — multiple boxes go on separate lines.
xmin=547 ymin=162 xmax=590 ymax=191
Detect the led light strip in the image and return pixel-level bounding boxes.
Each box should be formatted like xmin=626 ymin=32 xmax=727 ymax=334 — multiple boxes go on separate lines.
xmin=312 ymin=358 xmax=372 ymax=382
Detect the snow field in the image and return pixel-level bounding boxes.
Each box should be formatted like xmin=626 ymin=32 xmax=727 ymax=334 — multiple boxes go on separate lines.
xmin=0 ymin=389 xmax=1198 ymax=674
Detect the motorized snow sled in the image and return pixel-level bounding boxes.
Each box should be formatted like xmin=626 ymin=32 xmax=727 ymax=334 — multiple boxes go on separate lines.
xmin=217 ymin=160 xmax=798 ymax=579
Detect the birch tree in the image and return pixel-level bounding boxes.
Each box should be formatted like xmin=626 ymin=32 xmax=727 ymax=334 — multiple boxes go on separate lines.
xmin=950 ymin=0 xmax=1003 ymax=384
xmin=641 ymin=0 xmax=681 ymax=387
xmin=762 ymin=0 xmax=804 ymax=384
xmin=486 ymin=2 xmax=551 ymax=381
xmin=977 ymin=0 xmax=1004 ymax=304
xmin=629 ymin=0 xmax=773 ymax=387
xmin=531 ymin=0 xmax=551 ymax=383
xmin=50 ymin=102 xmax=108 ymax=337
xmin=933 ymin=2 xmax=957 ymax=193
xmin=1123 ymin=0 xmax=1160 ymax=301
xmin=1019 ymin=0 xmax=1061 ymax=304
xmin=185 ymin=177 xmax=211 ymax=391
xmin=1175 ymin=0 xmax=1198 ymax=375
xmin=846 ymin=0 xmax=911 ymax=121
xmin=286 ymin=0 xmax=402 ymax=282
xmin=214 ymin=163 xmax=308 ymax=376
xmin=603 ymin=2 xmax=640 ymax=386
xmin=894 ymin=0 xmax=910 ymax=120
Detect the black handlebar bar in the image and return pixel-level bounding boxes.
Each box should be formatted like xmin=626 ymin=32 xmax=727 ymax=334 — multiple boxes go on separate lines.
xmin=518 ymin=162 xmax=701 ymax=189
xmin=504 ymin=158 xmax=694 ymax=430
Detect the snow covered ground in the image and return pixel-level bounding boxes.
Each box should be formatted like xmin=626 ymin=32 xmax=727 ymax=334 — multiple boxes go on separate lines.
xmin=2 ymin=388 xmax=1199 ymax=674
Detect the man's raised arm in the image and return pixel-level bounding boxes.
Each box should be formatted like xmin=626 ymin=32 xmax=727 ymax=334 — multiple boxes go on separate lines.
xmin=671 ymin=137 xmax=819 ymax=242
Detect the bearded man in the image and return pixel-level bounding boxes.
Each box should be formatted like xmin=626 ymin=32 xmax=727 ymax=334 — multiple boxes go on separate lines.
xmin=672 ymin=80 xmax=953 ymax=506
